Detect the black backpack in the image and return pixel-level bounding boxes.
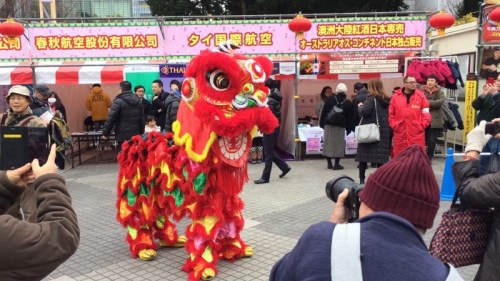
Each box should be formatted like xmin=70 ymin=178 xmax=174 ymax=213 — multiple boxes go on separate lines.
xmin=325 ymin=96 xmax=346 ymax=126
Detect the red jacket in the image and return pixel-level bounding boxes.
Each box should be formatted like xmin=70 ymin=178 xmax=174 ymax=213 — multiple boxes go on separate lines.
xmin=389 ymin=88 xmax=431 ymax=156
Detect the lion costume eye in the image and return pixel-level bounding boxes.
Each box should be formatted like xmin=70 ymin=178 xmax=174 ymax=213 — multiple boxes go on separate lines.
xmin=206 ymin=70 xmax=231 ymax=91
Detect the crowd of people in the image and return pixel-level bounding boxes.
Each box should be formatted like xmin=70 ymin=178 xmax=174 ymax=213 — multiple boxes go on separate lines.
xmin=3 ymin=70 xmax=500 ymax=280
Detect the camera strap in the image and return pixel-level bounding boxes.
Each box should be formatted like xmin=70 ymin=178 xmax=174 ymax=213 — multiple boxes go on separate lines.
xmin=331 ymin=223 xmax=362 ymax=281
xmin=330 ymin=222 xmax=463 ymax=281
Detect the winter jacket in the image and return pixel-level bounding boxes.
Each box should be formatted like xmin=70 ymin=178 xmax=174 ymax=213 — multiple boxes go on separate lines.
xmin=102 ymin=90 xmax=145 ymax=142
xmin=85 ymin=86 xmax=112 ymax=121
xmin=268 ymin=89 xmax=282 ymax=123
xmin=442 ymin=103 xmax=458 ymax=130
xmin=355 ymin=95 xmax=391 ymax=164
xmin=270 ymin=212 xmax=453 ymax=281
xmin=164 ymin=93 xmax=180 ymax=133
xmin=352 ymin=88 xmax=370 ymax=125
xmin=472 ymin=93 xmax=500 ymax=124
xmin=320 ymin=93 xmax=355 ymax=134
xmin=0 ymin=172 xmax=79 ymax=281
xmin=446 ymin=61 xmax=465 ymax=89
xmin=151 ymin=91 xmax=168 ymax=131
xmin=423 ymin=86 xmax=446 ymax=129
xmin=389 ymin=88 xmax=431 ymax=156
xmin=141 ymin=98 xmax=154 ymax=118
xmin=29 ymin=96 xmax=49 ymax=117
xmin=0 ymin=107 xmax=46 ymax=128
xmin=448 ymin=102 xmax=464 ymax=130
xmin=452 ymin=160 xmax=500 ymax=281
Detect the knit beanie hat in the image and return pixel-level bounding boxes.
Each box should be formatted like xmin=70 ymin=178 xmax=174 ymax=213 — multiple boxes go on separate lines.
xmin=336 ymin=83 xmax=347 ymax=94
xmin=358 ymin=145 xmax=440 ymax=229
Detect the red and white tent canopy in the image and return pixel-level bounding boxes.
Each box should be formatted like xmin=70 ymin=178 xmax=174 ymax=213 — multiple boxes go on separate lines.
xmin=0 ymin=61 xmax=162 ymax=85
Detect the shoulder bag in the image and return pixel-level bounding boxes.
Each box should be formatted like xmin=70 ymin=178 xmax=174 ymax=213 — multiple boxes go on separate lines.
xmin=429 ymin=184 xmax=493 ymax=267
xmin=355 ymin=98 xmax=380 ymax=143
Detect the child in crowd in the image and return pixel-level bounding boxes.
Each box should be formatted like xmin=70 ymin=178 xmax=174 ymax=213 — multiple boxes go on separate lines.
xmin=144 ymin=115 xmax=161 ymax=133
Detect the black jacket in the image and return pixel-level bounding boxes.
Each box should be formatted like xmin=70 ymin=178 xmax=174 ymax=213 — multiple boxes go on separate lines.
xmin=164 ymin=93 xmax=180 ymax=133
xmin=268 ymin=89 xmax=282 ymax=124
xmin=352 ymin=88 xmax=370 ymax=125
xmin=319 ymin=93 xmax=355 ymax=133
xmin=103 ymin=91 xmax=145 ymax=142
xmin=355 ymin=96 xmax=392 ymax=164
xmin=141 ymin=99 xmax=155 ymax=118
xmin=151 ymin=91 xmax=168 ymax=130
xmin=472 ymin=93 xmax=500 ymax=124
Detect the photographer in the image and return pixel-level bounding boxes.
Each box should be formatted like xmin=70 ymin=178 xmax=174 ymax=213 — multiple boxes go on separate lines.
xmin=0 ymin=144 xmax=80 ymax=280
xmin=452 ymin=120 xmax=500 ymax=281
xmin=270 ymin=145 xmax=462 ymax=281
xmin=1 ymin=85 xmax=47 ymax=222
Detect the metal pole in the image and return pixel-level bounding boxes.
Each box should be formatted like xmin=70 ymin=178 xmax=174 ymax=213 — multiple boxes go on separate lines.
xmin=294 ymin=36 xmax=301 ymax=160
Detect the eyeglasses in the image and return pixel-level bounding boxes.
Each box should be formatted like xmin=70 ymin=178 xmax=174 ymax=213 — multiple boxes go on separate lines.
xmin=404 ymin=81 xmax=417 ymax=84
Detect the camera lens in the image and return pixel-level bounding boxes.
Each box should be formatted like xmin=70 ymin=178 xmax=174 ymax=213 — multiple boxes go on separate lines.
xmin=325 ymin=175 xmax=357 ymax=203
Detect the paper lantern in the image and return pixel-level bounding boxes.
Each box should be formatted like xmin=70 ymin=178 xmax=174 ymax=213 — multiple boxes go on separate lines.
xmin=0 ymin=18 xmax=24 ymax=44
xmin=489 ymin=7 xmax=500 ymax=28
xmin=429 ymin=11 xmax=455 ymax=36
xmin=288 ymin=13 xmax=312 ymax=39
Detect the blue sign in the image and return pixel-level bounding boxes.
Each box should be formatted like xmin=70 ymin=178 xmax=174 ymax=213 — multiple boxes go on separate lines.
xmin=159 ymin=64 xmax=186 ymax=78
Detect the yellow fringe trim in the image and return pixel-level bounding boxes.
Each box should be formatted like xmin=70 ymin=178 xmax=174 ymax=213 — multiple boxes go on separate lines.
xmin=173 ymin=120 xmax=217 ymax=163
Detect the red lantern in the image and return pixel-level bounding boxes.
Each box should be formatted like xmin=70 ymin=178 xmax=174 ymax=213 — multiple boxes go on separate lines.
xmin=489 ymin=7 xmax=500 ymax=28
xmin=429 ymin=11 xmax=455 ymax=36
xmin=288 ymin=12 xmax=312 ymax=39
xmin=0 ymin=18 xmax=25 ymax=40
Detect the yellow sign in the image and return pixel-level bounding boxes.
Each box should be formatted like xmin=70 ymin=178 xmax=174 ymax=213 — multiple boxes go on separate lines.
xmin=2 ymin=134 xmax=22 ymax=138
xmin=463 ymin=80 xmax=477 ymax=142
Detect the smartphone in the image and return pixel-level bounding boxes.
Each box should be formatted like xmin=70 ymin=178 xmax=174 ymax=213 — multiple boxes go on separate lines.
xmin=488 ymin=77 xmax=495 ymax=85
xmin=485 ymin=122 xmax=500 ymax=136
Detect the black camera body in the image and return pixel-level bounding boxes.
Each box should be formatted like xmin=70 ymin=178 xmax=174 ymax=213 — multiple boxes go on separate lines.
xmin=325 ymin=175 xmax=364 ymax=222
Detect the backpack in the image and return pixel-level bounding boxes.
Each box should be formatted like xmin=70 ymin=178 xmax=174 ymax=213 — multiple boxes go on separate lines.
xmin=50 ymin=110 xmax=72 ymax=152
xmin=325 ymin=96 xmax=346 ymax=126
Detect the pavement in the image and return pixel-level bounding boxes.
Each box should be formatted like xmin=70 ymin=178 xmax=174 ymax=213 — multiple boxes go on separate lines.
xmin=42 ymin=151 xmax=480 ymax=281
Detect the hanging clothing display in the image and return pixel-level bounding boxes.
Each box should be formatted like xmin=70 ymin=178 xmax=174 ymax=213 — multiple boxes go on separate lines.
xmin=405 ymin=57 xmax=463 ymax=89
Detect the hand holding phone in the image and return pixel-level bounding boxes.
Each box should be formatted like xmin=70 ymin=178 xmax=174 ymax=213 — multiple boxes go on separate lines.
xmin=488 ymin=77 xmax=495 ymax=85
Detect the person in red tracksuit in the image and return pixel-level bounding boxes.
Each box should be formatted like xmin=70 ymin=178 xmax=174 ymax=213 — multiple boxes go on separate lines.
xmin=389 ymin=75 xmax=431 ymax=157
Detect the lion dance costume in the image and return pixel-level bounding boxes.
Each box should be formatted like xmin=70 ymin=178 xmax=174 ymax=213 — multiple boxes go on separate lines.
xmin=116 ymin=43 xmax=279 ymax=281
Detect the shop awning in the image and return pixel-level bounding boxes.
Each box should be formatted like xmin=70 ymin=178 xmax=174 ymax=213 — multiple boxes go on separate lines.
xmin=0 ymin=61 xmax=163 ymax=85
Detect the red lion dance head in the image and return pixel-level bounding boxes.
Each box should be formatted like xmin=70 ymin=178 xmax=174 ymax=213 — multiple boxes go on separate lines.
xmin=174 ymin=41 xmax=279 ymax=166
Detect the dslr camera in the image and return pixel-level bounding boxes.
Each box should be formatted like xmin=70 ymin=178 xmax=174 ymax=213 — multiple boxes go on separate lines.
xmin=325 ymin=175 xmax=364 ymax=222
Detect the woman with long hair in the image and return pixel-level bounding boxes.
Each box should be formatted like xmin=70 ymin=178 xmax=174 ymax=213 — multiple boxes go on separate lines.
xmin=315 ymin=86 xmax=333 ymax=123
xmin=355 ymin=78 xmax=392 ymax=183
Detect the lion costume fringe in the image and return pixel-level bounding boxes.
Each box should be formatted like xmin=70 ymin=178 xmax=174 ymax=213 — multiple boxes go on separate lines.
xmin=116 ymin=42 xmax=279 ymax=281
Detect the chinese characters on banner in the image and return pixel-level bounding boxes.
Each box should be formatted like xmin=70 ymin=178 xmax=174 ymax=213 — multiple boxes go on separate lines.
xmin=463 ymin=80 xmax=477 ymax=141
xmin=0 ymin=17 xmax=426 ymax=62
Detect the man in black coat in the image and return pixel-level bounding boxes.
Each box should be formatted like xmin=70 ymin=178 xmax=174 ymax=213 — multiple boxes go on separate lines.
xmin=151 ymin=79 xmax=168 ymax=131
xmin=254 ymin=80 xmax=291 ymax=184
xmin=102 ymin=81 xmax=145 ymax=151
xmin=164 ymin=80 xmax=181 ymax=133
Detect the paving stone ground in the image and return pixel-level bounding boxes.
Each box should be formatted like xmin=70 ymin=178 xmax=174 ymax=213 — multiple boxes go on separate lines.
xmin=42 ymin=153 xmax=479 ymax=281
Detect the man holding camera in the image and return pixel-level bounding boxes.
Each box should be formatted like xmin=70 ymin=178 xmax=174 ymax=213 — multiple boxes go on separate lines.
xmin=0 ymin=144 xmax=80 ymax=280
xmin=270 ymin=145 xmax=462 ymax=281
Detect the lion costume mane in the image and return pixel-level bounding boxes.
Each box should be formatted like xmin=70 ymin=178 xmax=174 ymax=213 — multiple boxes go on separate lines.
xmin=116 ymin=43 xmax=279 ymax=281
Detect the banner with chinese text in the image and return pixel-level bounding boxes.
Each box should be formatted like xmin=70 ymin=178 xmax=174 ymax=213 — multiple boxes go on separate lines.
xmin=0 ymin=16 xmax=426 ymax=62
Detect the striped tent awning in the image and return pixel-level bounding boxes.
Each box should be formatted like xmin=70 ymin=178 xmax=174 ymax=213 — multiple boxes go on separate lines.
xmin=0 ymin=61 xmax=163 ymax=85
